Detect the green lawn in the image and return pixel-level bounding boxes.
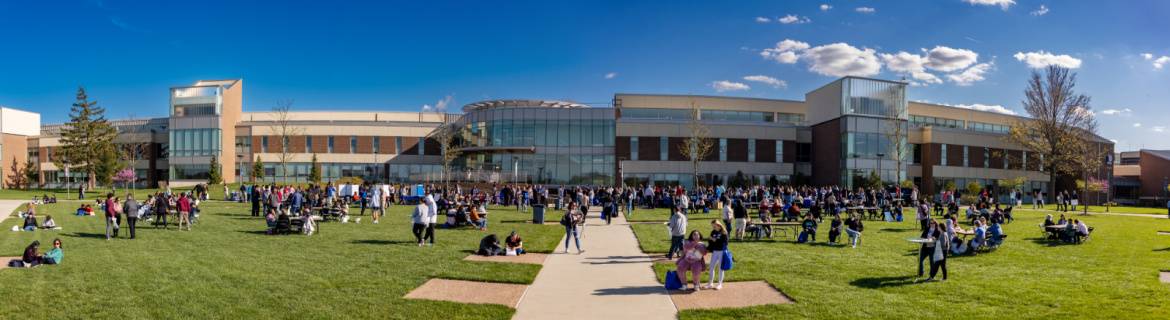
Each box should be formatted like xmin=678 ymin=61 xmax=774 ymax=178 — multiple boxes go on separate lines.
xmin=0 ymin=202 xmax=564 ymax=319
xmin=1039 ymin=204 xmax=1167 ymax=215
xmin=0 ymin=184 xmax=240 ymax=202
xmin=634 ymin=209 xmax=1170 ymax=319
xmin=627 ymin=207 xmax=719 ymax=223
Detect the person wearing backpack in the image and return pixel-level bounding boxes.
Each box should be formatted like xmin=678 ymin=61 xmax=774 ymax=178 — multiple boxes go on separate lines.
xmin=560 ymin=202 xmax=584 ymax=254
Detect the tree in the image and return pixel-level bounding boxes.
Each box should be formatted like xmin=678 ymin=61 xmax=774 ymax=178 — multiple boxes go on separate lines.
xmin=729 ymin=170 xmax=748 ymax=189
xmin=56 ymin=87 xmax=118 ymax=189
xmin=251 ymin=156 xmax=265 ymax=182
xmin=22 ymin=160 xmax=39 ymax=189
xmin=944 ymin=180 xmax=957 ymax=192
xmin=1007 ymin=66 xmax=1096 ymax=204
xmin=207 ymin=156 xmax=222 ymax=185
xmin=269 ymin=100 xmax=302 ymax=182
xmin=112 ymin=168 xmax=136 ymax=189
xmin=865 ymin=170 xmax=882 ymax=190
xmin=94 ymin=146 xmax=121 ymax=187
xmin=882 ymin=119 xmax=909 ymax=183
xmin=678 ymin=101 xmax=715 ymax=188
xmin=6 ymin=159 xmax=28 ymax=189
xmin=426 ymin=122 xmax=463 ymax=187
xmin=309 ymin=154 xmax=322 ymax=184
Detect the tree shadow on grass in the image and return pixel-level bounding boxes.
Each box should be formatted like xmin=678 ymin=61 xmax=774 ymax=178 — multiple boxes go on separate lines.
xmin=1024 ymin=237 xmax=1076 ymax=247
xmin=66 ymin=232 xmax=108 ymax=239
xmin=880 ymin=228 xmax=914 ymax=232
xmin=350 ymin=239 xmax=417 ymax=245
xmin=849 ymin=275 xmax=919 ymax=289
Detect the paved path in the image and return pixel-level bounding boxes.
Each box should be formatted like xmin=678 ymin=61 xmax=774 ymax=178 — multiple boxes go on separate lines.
xmin=513 ymin=208 xmax=677 ymax=320
xmin=0 ymin=200 xmax=28 ymax=224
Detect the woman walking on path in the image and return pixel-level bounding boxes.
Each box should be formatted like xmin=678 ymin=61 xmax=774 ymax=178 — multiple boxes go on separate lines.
xmin=560 ymin=202 xmax=584 ymax=254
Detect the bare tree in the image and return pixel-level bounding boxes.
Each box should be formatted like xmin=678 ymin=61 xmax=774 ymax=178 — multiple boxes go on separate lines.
xmin=427 ymin=121 xmax=463 ymax=187
xmin=1071 ymin=133 xmax=1106 ymax=215
xmin=270 ymin=99 xmax=303 ymax=183
xmin=882 ymin=119 xmax=908 ymax=186
xmin=1006 ymin=66 xmax=1096 ymax=204
xmin=678 ymin=101 xmax=714 ymax=188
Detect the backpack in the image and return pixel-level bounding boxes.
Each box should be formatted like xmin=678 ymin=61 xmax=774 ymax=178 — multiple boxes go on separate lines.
xmin=664 ymin=270 xmax=683 ymax=290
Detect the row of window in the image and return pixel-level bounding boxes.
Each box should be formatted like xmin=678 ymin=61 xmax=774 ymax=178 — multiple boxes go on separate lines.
xmin=251 ymin=136 xmax=424 ymax=155
xmin=937 ymin=144 xmax=1043 ymax=171
xmin=627 ymin=137 xmax=810 ymax=163
xmin=910 ymin=115 xmax=1012 ymax=134
xmin=169 ymin=129 xmax=222 ymax=157
xmin=621 ymin=108 xmax=804 ymax=125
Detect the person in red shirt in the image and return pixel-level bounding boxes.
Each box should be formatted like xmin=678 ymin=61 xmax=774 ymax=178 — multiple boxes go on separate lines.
xmin=104 ymin=193 xmax=119 ymax=240
xmin=177 ymin=193 xmax=192 ymax=231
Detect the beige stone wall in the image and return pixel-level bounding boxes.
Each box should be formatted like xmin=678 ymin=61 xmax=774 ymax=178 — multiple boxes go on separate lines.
xmin=219 ymin=80 xmax=243 ymax=183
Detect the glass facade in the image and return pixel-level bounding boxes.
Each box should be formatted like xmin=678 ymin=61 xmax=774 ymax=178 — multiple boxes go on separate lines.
xmin=169 ymin=129 xmax=222 ymax=157
xmin=701 ymin=110 xmax=773 ymax=122
xmin=620 ymin=108 xmax=691 ymax=120
xmin=242 ymin=162 xmax=443 ymax=184
xmin=455 ymin=103 xmax=615 ymax=185
xmin=842 ymin=78 xmax=907 ymax=119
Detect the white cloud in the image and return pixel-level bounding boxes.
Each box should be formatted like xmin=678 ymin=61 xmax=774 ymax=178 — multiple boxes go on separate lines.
xmin=755 ymin=16 xmax=771 ymax=23
xmin=820 ymin=4 xmax=833 ymax=11
xmin=880 ymin=51 xmax=942 ymax=85
xmin=1133 ymin=123 xmax=1143 ymax=128
xmin=778 ymin=14 xmax=811 ymax=24
xmin=422 ymin=94 xmax=454 ymax=112
xmin=1154 ymin=126 xmax=1166 ymax=133
xmin=1142 ymin=53 xmax=1154 ymax=60
xmin=743 ymin=75 xmax=787 ymax=89
xmin=1100 ymin=108 xmax=1131 ymax=115
xmin=855 ymin=7 xmax=876 ymax=13
xmin=1150 ymin=55 xmax=1170 ymax=70
xmin=760 ymin=39 xmax=809 ymax=64
xmin=1031 ymin=4 xmax=1049 ymax=16
xmin=925 ymin=46 xmax=979 ymax=72
xmin=604 ymin=72 xmax=618 ymax=79
xmin=710 ymin=80 xmax=751 ymax=92
xmin=955 ymin=103 xmax=1017 ymax=115
xmin=1013 ymin=51 xmax=1082 ymax=69
xmin=801 ymin=42 xmax=882 ymax=77
xmin=948 ymin=62 xmax=994 ymax=86
xmin=963 ymin=0 xmax=1016 ymax=10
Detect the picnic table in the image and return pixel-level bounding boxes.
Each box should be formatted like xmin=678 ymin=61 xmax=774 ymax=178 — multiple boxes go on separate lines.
xmin=753 ymin=221 xmax=802 ymax=240
xmin=846 ymin=206 xmax=881 ymax=220
xmin=1046 ymin=224 xmax=1068 ymax=230
xmin=906 ymin=238 xmax=932 ymax=244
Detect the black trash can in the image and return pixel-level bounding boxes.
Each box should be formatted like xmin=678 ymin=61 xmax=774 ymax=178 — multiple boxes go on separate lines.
xmin=532 ymin=205 xmax=546 ymax=224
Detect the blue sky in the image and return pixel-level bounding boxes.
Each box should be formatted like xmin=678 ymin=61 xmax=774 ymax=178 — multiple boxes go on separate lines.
xmin=0 ymin=0 xmax=1167 ymax=151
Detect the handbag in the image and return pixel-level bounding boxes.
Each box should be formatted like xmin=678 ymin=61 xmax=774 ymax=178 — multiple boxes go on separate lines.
xmin=720 ymin=250 xmax=734 ymax=271
xmin=664 ymin=270 xmax=683 ymax=290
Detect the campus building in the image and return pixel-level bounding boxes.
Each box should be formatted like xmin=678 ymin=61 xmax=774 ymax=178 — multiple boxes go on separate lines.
xmin=1112 ymin=150 xmax=1170 ymax=206
xmin=22 ymin=77 xmax=1114 ymax=202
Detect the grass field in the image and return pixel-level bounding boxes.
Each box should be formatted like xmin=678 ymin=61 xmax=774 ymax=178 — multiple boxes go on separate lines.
xmin=0 ymin=202 xmax=563 ymax=319
xmin=1039 ymin=204 xmax=1167 ymax=215
xmin=633 ymin=209 xmax=1170 ymax=319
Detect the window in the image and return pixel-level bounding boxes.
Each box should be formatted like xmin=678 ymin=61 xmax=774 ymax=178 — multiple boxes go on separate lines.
xmin=306 ymin=136 xmax=313 ymax=151
xmin=776 ymin=113 xmax=805 ymax=125
xmin=1004 ymin=150 xmax=1009 ymax=169
xmin=350 ymin=136 xmax=357 ymax=153
xmin=373 ymin=137 xmax=380 ymax=154
xmin=984 ymin=147 xmax=990 ymax=168
xmin=941 ymin=144 xmax=948 ymax=166
xmin=748 ymin=138 xmax=756 ymax=162
xmin=418 ymin=138 xmax=425 ymax=155
xmin=963 ymin=145 xmax=969 ymax=167
xmin=700 ymin=110 xmax=773 ymax=122
xmin=796 ymin=143 xmax=811 ymax=162
xmin=660 ymin=137 xmax=668 ymax=161
xmin=395 ymin=137 xmax=403 ymax=154
xmin=327 ymin=136 xmax=335 ymax=153
xmin=1039 ymin=154 xmax=1045 ymax=171
xmin=719 ymin=138 xmax=727 ymax=162
xmin=620 ymin=108 xmax=692 ymax=120
xmin=776 ymin=140 xmax=783 ymax=163
xmin=260 ymin=136 xmax=269 ymax=153
xmin=630 ymin=137 xmax=639 ymax=161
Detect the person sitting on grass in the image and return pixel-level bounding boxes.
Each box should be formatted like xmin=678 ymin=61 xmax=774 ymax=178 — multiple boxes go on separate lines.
xmin=675 ymin=230 xmax=707 ymax=291
xmin=969 ymin=219 xmax=986 ymax=253
xmin=41 ymin=215 xmax=58 ymax=230
xmin=42 ymin=239 xmax=62 ymax=265
xmin=987 ymin=220 xmax=1005 ymax=247
xmin=828 ymin=214 xmax=842 ymax=244
xmin=265 ymin=210 xmax=277 ymax=234
xmin=22 ymin=210 xmax=38 ymax=232
xmin=505 ymin=231 xmax=525 ymax=255
xmin=1074 ymin=219 xmax=1090 ymax=243
xmin=469 ymin=204 xmax=487 ymax=231
xmin=845 ymin=213 xmax=863 ymax=248
xmin=477 ymin=234 xmax=503 ymax=256
xmin=20 ymin=240 xmax=42 ymax=267
xmin=798 ymin=213 xmax=817 ymax=243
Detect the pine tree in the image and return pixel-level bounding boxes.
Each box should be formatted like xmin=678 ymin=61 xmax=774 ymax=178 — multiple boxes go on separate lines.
xmin=56 ymin=87 xmax=118 ymax=189
xmin=208 ymin=156 xmax=223 ymax=185
xmin=252 ymin=156 xmax=265 ymax=182
xmin=6 ymin=158 xmax=26 ymax=189
xmin=22 ymin=160 xmax=39 ymax=189
xmin=309 ymin=154 xmax=322 ymax=184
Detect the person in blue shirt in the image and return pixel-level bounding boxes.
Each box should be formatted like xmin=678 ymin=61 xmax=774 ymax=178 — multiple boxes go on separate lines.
xmin=970 ymin=219 xmax=987 ymax=253
xmin=987 ymin=221 xmax=1004 ymax=247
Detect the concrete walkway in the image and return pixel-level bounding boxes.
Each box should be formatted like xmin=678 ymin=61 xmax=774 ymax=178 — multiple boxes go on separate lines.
xmin=513 ymin=208 xmax=677 ymax=320
xmin=0 ymin=200 xmax=27 ymax=224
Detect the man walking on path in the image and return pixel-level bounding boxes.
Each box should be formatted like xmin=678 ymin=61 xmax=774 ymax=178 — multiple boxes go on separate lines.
xmin=667 ymin=205 xmax=687 ymax=259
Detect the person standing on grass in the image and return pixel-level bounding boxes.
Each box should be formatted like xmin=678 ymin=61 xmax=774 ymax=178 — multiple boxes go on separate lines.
xmin=123 ymin=194 xmax=139 ymax=239
xmin=370 ymin=183 xmax=383 ymax=224
xmin=916 ymin=200 xmax=930 ymax=232
xmin=705 ymin=220 xmax=728 ymax=290
xmin=424 ymin=192 xmax=437 ymax=245
xmin=926 ymin=221 xmax=949 ymax=282
xmin=104 ymin=193 xmax=119 ymax=240
xmin=666 ymin=206 xmax=687 ymax=260
xmin=916 ymin=219 xmax=937 ymax=279
xmin=721 ymin=197 xmax=734 ymax=236
xmin=732 ymin=200 xmax=749 ymax=240
xmin=177 ymin=193 xmax=192 ymax=231
xmin=154 ymin=192 xmax=170 ymax=229
xmin=560 ymin=202 xmax=584 ymax=254
xmin=251 ymin=185 xmax=262 ymax=217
